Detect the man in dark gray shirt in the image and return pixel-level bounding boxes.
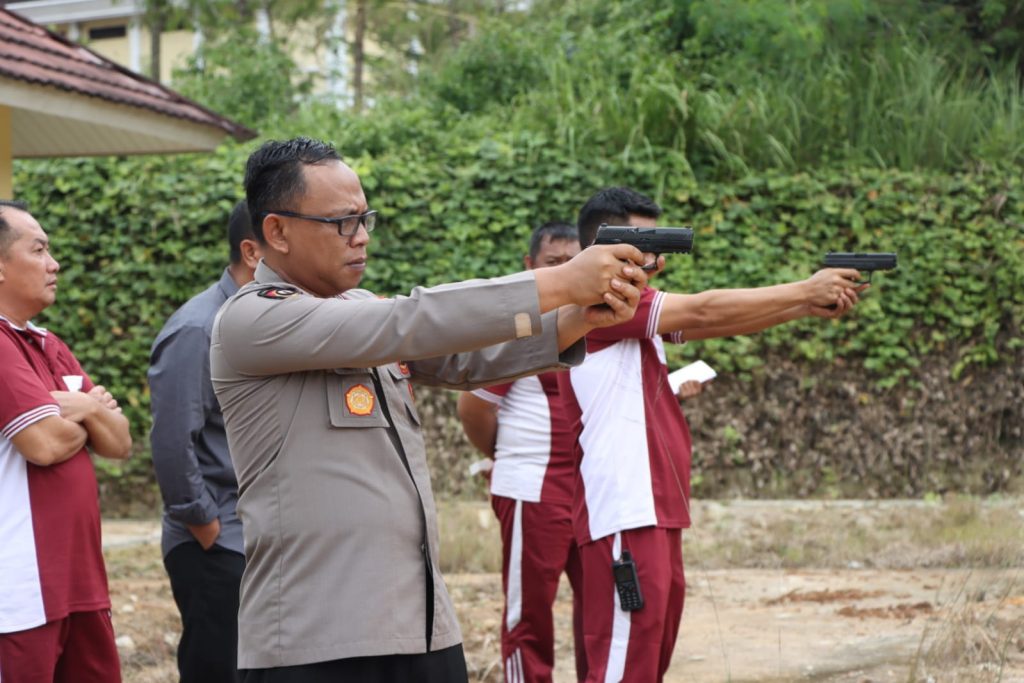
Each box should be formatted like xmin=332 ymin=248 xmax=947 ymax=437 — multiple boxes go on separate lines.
xmin=149 ymin=201 xmax=262 ymax=683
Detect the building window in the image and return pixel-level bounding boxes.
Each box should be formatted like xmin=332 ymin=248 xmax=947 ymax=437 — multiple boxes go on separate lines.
xmin=88 ymin=25 xmax=127 ymax=40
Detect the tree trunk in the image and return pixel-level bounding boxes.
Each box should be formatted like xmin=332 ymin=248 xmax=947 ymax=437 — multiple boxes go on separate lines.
xmin=148 ymin=1 xmax=166 ymax=81
xmin=235 ymin=0 xmax=255 ymax=24
xmin=447 ymin=0 xmax=461 ymax=46
xmin=353 ymin=0 xmax=367 ymax=111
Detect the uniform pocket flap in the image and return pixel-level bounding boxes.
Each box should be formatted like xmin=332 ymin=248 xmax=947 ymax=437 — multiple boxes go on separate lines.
xmin=386 ymin=362 xmax=413 ymax=381
xmin=332 ymin=366 xmax=372 ymax=375
xmin=326 ymin=374 xmax=389 ymax=428
xmin=384 ymin=364 xmax=420 ymax=426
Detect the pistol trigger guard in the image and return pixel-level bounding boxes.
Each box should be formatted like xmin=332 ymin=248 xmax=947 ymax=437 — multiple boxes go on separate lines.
xmin=640 ymin=252 xmax=662 ymax=272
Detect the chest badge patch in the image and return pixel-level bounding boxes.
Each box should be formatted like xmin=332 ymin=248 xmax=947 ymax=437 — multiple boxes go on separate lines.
xmin=258 ymin=287 xmax=299 ymax=300
xmin=345 ymin=384 xmax=376 ymax=416
xmin=398 ymin=361 xmax=411 ymax=376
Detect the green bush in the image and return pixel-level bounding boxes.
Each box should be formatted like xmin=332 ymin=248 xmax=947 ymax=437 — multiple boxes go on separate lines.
xmin=14 ymin=140 xmax=1022 ymax=440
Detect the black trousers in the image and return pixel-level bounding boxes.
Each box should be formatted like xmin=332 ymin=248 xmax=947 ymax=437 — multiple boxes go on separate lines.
xmin=164 ymin=542 xmax=245 ymax=683
xmin=241 ymin=644 xmax=469 ymax=683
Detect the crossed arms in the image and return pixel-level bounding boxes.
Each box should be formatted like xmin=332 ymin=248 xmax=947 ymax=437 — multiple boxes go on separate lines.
xmin=13 ymin=386 xmax=131 ymax=466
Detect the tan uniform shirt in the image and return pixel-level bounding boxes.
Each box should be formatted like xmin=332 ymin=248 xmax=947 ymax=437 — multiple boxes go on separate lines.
xmin=210 ymin=262 xmax=583 ymax=668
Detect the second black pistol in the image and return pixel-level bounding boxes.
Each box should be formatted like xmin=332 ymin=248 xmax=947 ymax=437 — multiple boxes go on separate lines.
xmin=823 ymin=252 xmax=897 ymax=283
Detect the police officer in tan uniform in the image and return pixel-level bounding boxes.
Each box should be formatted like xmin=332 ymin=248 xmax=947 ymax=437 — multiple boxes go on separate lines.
xmin=210 ymin=137 xmax=649 ymax=683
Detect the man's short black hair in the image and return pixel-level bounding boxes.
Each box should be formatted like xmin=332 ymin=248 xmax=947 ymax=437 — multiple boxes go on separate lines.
xmin=576 ymin=187 xmax=662 ymax=247
xmin=227 ymin=200 xmax=255 ymax=264
xmin=244 ymin=137 xmax=342 ymax=243
xmin=529 ymin=221 xmax=578 ymax=261
xmin=0 ymin=200 xmax=29 ymax=256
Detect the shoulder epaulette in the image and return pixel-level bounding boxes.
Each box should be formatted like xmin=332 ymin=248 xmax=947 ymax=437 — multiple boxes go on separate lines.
xmin=255 ymin=285 xmax=301 ymax=300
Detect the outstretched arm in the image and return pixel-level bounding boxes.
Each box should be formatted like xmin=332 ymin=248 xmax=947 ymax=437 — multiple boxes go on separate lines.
xmin=220 ymin=245 xmax=647 ymax=376
xmin=678 ymin=295 xmax=858 ymax=340
xmin=658 ymin=269 xmax=865 ymax=337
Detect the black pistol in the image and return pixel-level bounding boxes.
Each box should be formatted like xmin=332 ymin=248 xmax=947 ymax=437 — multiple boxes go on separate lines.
xmin=823 ymin=252 xmax=897 ymax=283
xmin=595 ymin=225 xmax=694 ymax=271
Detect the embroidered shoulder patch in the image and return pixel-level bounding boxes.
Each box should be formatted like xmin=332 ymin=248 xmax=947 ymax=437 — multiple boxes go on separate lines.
xmin=257 ymin=286 xmax=299 ymax=300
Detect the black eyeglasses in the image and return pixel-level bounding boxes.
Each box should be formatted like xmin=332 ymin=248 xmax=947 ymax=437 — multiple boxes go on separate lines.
xmin=263 ymin=209 xmax=377 ymax=237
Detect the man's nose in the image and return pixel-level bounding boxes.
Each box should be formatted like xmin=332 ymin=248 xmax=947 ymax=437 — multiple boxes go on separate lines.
xmin=348 ymin=222 xmax=371 ymax=247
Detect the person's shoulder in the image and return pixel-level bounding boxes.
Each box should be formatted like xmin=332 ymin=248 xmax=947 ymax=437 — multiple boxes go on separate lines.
xmin=341 ymin=288 xmax=378 ymax=301
xmin=39 ymin=328 xmax=78 ymax=362
xmin=237 ymin=280 xmax=306 ymax=304
xmin=0 ymin=323 xmax=19 ymax=352
xmin=155 ymin=281 xmax=226 ymax=343
xmin=217 ymin=280 xmax=307 ymax=322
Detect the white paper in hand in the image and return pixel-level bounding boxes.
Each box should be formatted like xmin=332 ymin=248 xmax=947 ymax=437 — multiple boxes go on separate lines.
xmin=667 ymin=360 xmax=717 ymax=394
xmin=468 ymin=459 xmax=494 ymax=477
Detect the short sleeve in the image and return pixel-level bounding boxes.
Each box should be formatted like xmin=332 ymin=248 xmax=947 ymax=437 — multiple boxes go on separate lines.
xmin=472 ymin=381 xmax=515 ymax=405
xmin=585 ymin=287 xmax=664 ymax=343
xmin=0 ymin=335 xmax=60 ymax=439
xmin=661 ymin=330 xmax=685 ymax=345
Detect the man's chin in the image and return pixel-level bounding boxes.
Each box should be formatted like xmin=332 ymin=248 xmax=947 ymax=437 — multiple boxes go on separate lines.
xmin=341 ymin=272 xmax=365 ymax=293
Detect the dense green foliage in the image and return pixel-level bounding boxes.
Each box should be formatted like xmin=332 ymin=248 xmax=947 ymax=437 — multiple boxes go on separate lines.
xmin=167 ymin=1 xmax=1024 ymax=175
xmin=14 ymin=144 xmax=1023 ymax=454
xmin=172 ymin=28 xmax=312 ymax=128
xmin=9 ymin=0 xmax=1024 ymax=497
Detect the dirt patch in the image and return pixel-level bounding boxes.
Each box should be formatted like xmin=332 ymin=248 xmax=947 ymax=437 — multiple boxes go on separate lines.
xmin=766 ymin=588 xmax=885 ymax=605
xmin=103 ymin=498 xmax=1024 ymax=682
xmin=672 ymin=569 xmax=1023 ymax=683
xmin=837 ymin=602 xmax=934 ymax=620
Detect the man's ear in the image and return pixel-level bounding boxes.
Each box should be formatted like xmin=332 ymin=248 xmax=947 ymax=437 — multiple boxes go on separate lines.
xmin=239 ymin=239 xmax=262 ymax=269
xmin=261 ymin=215 xmax=289 ymax=255
xmin=523 ymin=254 xmax=534 ymax=271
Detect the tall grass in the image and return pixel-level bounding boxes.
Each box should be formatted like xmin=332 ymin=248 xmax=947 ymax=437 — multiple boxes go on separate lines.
xmin=503 ymin=31 xmax=1024 ymax=178
xmin=508 ymin=26 xmax=693 ymax=173
xmin=699 ymin=42 xmax=1024 ymax=173
xmin=911 ymin=572 xmax=1024 ymax=682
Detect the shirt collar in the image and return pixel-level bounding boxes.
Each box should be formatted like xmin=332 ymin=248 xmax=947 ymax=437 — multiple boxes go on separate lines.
xmin=253 ymin=260 xmax=317 ymax=295
xmin=253 ymin=259 xmax=350 ymax=300
xmin=253 ymin=259 xmax=282 ymax=285
xmin=0 ymin=314 xmax=47 ymax=337
xmin=217 ymin=268 xmax=240 ymax=299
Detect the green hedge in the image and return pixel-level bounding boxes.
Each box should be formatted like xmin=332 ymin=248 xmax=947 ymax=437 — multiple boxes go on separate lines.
xmin=13 ymin=140 xmax=1023 ymax=492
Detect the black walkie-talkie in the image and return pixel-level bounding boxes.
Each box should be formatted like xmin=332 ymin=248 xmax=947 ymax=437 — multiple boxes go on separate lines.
xmin=612 ymin=549 xmax=644 ymax=611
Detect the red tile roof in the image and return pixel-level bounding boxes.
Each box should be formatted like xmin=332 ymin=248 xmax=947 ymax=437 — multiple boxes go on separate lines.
xmin=0 ymin=8 xmax=256 ymax=141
